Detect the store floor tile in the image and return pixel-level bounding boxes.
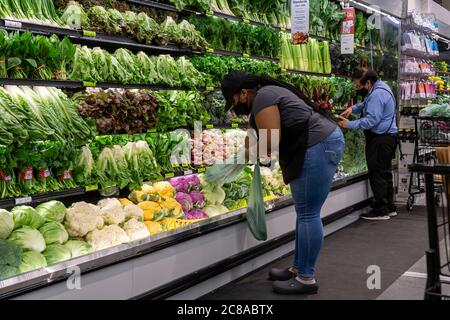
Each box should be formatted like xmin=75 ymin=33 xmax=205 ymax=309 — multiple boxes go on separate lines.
xmin=376 ymin=276 xmax=426 ymax=300
xmin=200 ymin=207 xmax=429 ymax=300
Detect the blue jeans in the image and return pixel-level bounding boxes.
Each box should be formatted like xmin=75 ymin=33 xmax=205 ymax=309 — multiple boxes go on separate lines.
xmin=289 ymin=127 xmax=345 ymax=278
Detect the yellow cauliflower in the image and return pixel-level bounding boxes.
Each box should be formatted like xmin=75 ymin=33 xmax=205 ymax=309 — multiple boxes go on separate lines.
xmin=160 ymin=198 xmax=183 ymax=219
xmin=138 ymin=201 xmax=165 ymax=221
xmin=144 ymin=221 xmax=163 ymax=236
xmin=152 ymin=181 xmax=175 ymax=199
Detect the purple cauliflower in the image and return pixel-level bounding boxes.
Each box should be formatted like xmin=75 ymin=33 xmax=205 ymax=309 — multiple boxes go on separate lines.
xmin=185 ymin=174 xmax=201 ymax=188
xmin=175 ymin=192 xmax=193 ymax=214
xmin=189 ymin=191 xmax=205 ymax=208
xmin=169 ymin=177 xmax=189 ymax=193
xmin=186 ymin=209 xmax=209 ymax=220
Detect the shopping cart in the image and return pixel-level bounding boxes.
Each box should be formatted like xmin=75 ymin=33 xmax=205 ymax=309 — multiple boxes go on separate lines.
xmin=407 ymin=117 xmax=449 ymax=211
xmin=409 ymin=163 xmax=450 ymax=299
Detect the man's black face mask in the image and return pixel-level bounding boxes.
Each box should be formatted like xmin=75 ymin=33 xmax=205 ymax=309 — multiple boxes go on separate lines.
xmin=356 ymin=88 xmax=369 ymax=97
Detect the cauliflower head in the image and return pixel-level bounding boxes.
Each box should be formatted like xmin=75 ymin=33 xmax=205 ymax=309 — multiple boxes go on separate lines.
xmin=100 ymin=206 xmax=126 ymax=225
xmin=124 ymin=204 xmax=144 ymax=221
xmin=152 ymin=181 xmax=175 ymax=199
xmin=123 ymin=218 xmax=150 ymax=241
xmin=97 ymin=198 xmax=122 ymax=209
xmin=86 ymin=225 xmax=130 ymax=251
xmin=64 ymin=202 xmax=104 ymax=237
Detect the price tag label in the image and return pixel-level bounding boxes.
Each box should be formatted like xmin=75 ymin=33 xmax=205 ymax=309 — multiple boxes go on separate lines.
xmin=207 ymin=10 xmax=214 ymax=16
xmin=207 ymin=48 xmax=215 ymax=53
xmin=197 ymin=167 xmax=206 ymax=173
xmin=83 ymin=30 xmax=97 ymax=37
xmin=83 ymin=81 xmax=96 ymax=87
xmin=231 ymin=123 xmax=239 ymax=128
xmin=165 ymin=172 xmax=175 ymax=179
xmin=4 ymin=20 xmax=22 ymax=28
xmin=147 ymin=128 xmax=157 ymax=133
xmin=206 ymin=124 xmax=214 ymax=129
xmin=242 ymin=53 xmax=250 ymax=59
xmin=206 ymin=86 xmax=214 ymax=91
xmin=184 ymin=170 xmax=193 ymax=175
xmin=15 ymin=197 xmax=32 ymax=205
xmin=243 ymin=19 xmax=250 ymax=24
xmin=281 ymin=68 xmax=287 ymax=73
xmin=85 ymin=185 xmax=98 ymax=192
xmin=280 ymin=27 xmax=286 ymax=31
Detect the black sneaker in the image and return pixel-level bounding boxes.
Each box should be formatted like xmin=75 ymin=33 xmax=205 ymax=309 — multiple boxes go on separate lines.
xmin=269 ymin=267 xmax=296 ymax=281
xmin=388 ymin=206 xmax=398 ymax=217
xmin=360 ymin=210 xmax=390 ymax=221
xmin=273 ymin=278 xmax=319 ymax=295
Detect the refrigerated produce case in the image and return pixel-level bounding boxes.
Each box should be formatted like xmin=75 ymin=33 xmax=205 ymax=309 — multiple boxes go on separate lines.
xmin=0 ymin=0 xmax=401 ymax=299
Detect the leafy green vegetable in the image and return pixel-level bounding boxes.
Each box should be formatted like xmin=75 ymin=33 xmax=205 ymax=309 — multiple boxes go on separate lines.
xmin=39 ymin=221 xmax=69 ymax=245
xmin=19 ymin=251 xmax=47 ymax=273
xmin=43 ymin=244 xmax=71 ymax=265
xmin=36 ymin=200 xmax=67 ymax=223
xmin=64 ymin=240 xmax=92 ymax=258
xmin=8 ymin=226 xmax=46 ymax=252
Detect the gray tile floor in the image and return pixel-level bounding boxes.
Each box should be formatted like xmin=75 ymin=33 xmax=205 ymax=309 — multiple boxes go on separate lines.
xmin=202 ymin=207 xmax=432 ymax=300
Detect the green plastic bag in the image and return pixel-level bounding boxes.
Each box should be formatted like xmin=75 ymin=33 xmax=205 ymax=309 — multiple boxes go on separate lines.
xmin=204 ymin=152 xmax=246 ymax=185
xmin=246 ymin=163 xmax=267 ymax=241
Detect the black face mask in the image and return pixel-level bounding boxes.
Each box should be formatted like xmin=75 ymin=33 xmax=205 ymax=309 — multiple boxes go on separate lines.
xmin=233 ymin=102 xmax=251 ymax=116
xmin=356 ymin=88 xmax=369 ymax=97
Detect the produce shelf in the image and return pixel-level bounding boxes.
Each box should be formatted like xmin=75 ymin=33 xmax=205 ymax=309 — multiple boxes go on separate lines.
xmin=0 ymin=78 xmax=211 ymax=91
xmin=436 ymin=71 xmax=450 ymax=76
xmin=0 ymin=187 xmax=85 ymax=209
xmin=125 ymin=0 xmax=385 ymax=53
xmin=208 ymin=49 xmax=280 ymax=63
xmin=0 ymin=170 xmax=368 ymax=299
xmin=284 ymin=69 xmax=352 ymax=79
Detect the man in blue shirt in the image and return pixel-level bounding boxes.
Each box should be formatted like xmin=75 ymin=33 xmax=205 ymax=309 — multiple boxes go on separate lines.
xmin=339 ymin=69 xmax=398 ymax=221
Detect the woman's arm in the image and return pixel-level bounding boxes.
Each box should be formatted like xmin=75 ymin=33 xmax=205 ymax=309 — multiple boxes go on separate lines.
xmin=246 ymin=105 xmax=281 ymax=162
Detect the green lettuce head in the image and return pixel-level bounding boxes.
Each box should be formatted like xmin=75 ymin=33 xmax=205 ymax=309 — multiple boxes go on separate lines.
xmin=12 ymin=206 xmax=45 ymax=229
xmin=36 ymin=201 xmax=67 ymax=223
xmin=8 ymin=226 xmax=46 ymax=252
xmin=39 ymin=222 xmax=69 ymax=245
xmin=19 ymin=251 xmax=47 ymax=273
xmin=64 ymin=240 xmax=92 ymax=258
xmin=0 ymin=209 xmax=14 ymax=239
xmin=43 ymin=244 xmax=72 ymax=265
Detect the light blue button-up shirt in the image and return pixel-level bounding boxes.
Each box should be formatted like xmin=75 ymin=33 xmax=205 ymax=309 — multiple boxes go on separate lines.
xmin=348 ymin=80 xmax=398 ymax=135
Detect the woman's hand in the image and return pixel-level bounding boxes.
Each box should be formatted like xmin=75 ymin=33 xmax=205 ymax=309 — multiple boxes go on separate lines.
xmin=338 ymin=116 xmax=349 ymax=128
xmin=340 ymin=107 xmax=353 ymax=119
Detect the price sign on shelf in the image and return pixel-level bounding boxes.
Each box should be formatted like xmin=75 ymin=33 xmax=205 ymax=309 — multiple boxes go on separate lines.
xmin=4 ymin=20 xmax=22 ymax=28
xmin=231 ymin=123 xmax=239 ymax=128
xmin=85 ymin=185 xmax=98 ymax=192
xmin=184 ymin=170 xmax=193 ymax=175
xmin=83 ymin=30 xmax=97 ymax=37
xmin=197 ymin=167 xmax=206 ymax=173
xmin=15 ymin=197 xmax=32 ymax=205
xmin=290 ymin=0 xmax=309 ymax=44
xmin=340 ymin=7 xmax=355 ymax=54
xmin=165 ymin=172 xmax=175 ymax=179
xmin=83 ymin=81 xmax=97 ymax=87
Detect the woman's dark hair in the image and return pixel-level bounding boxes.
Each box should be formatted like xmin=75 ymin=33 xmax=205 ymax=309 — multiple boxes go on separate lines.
xmin=221 ymin=71 xmax=336 ymax=122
